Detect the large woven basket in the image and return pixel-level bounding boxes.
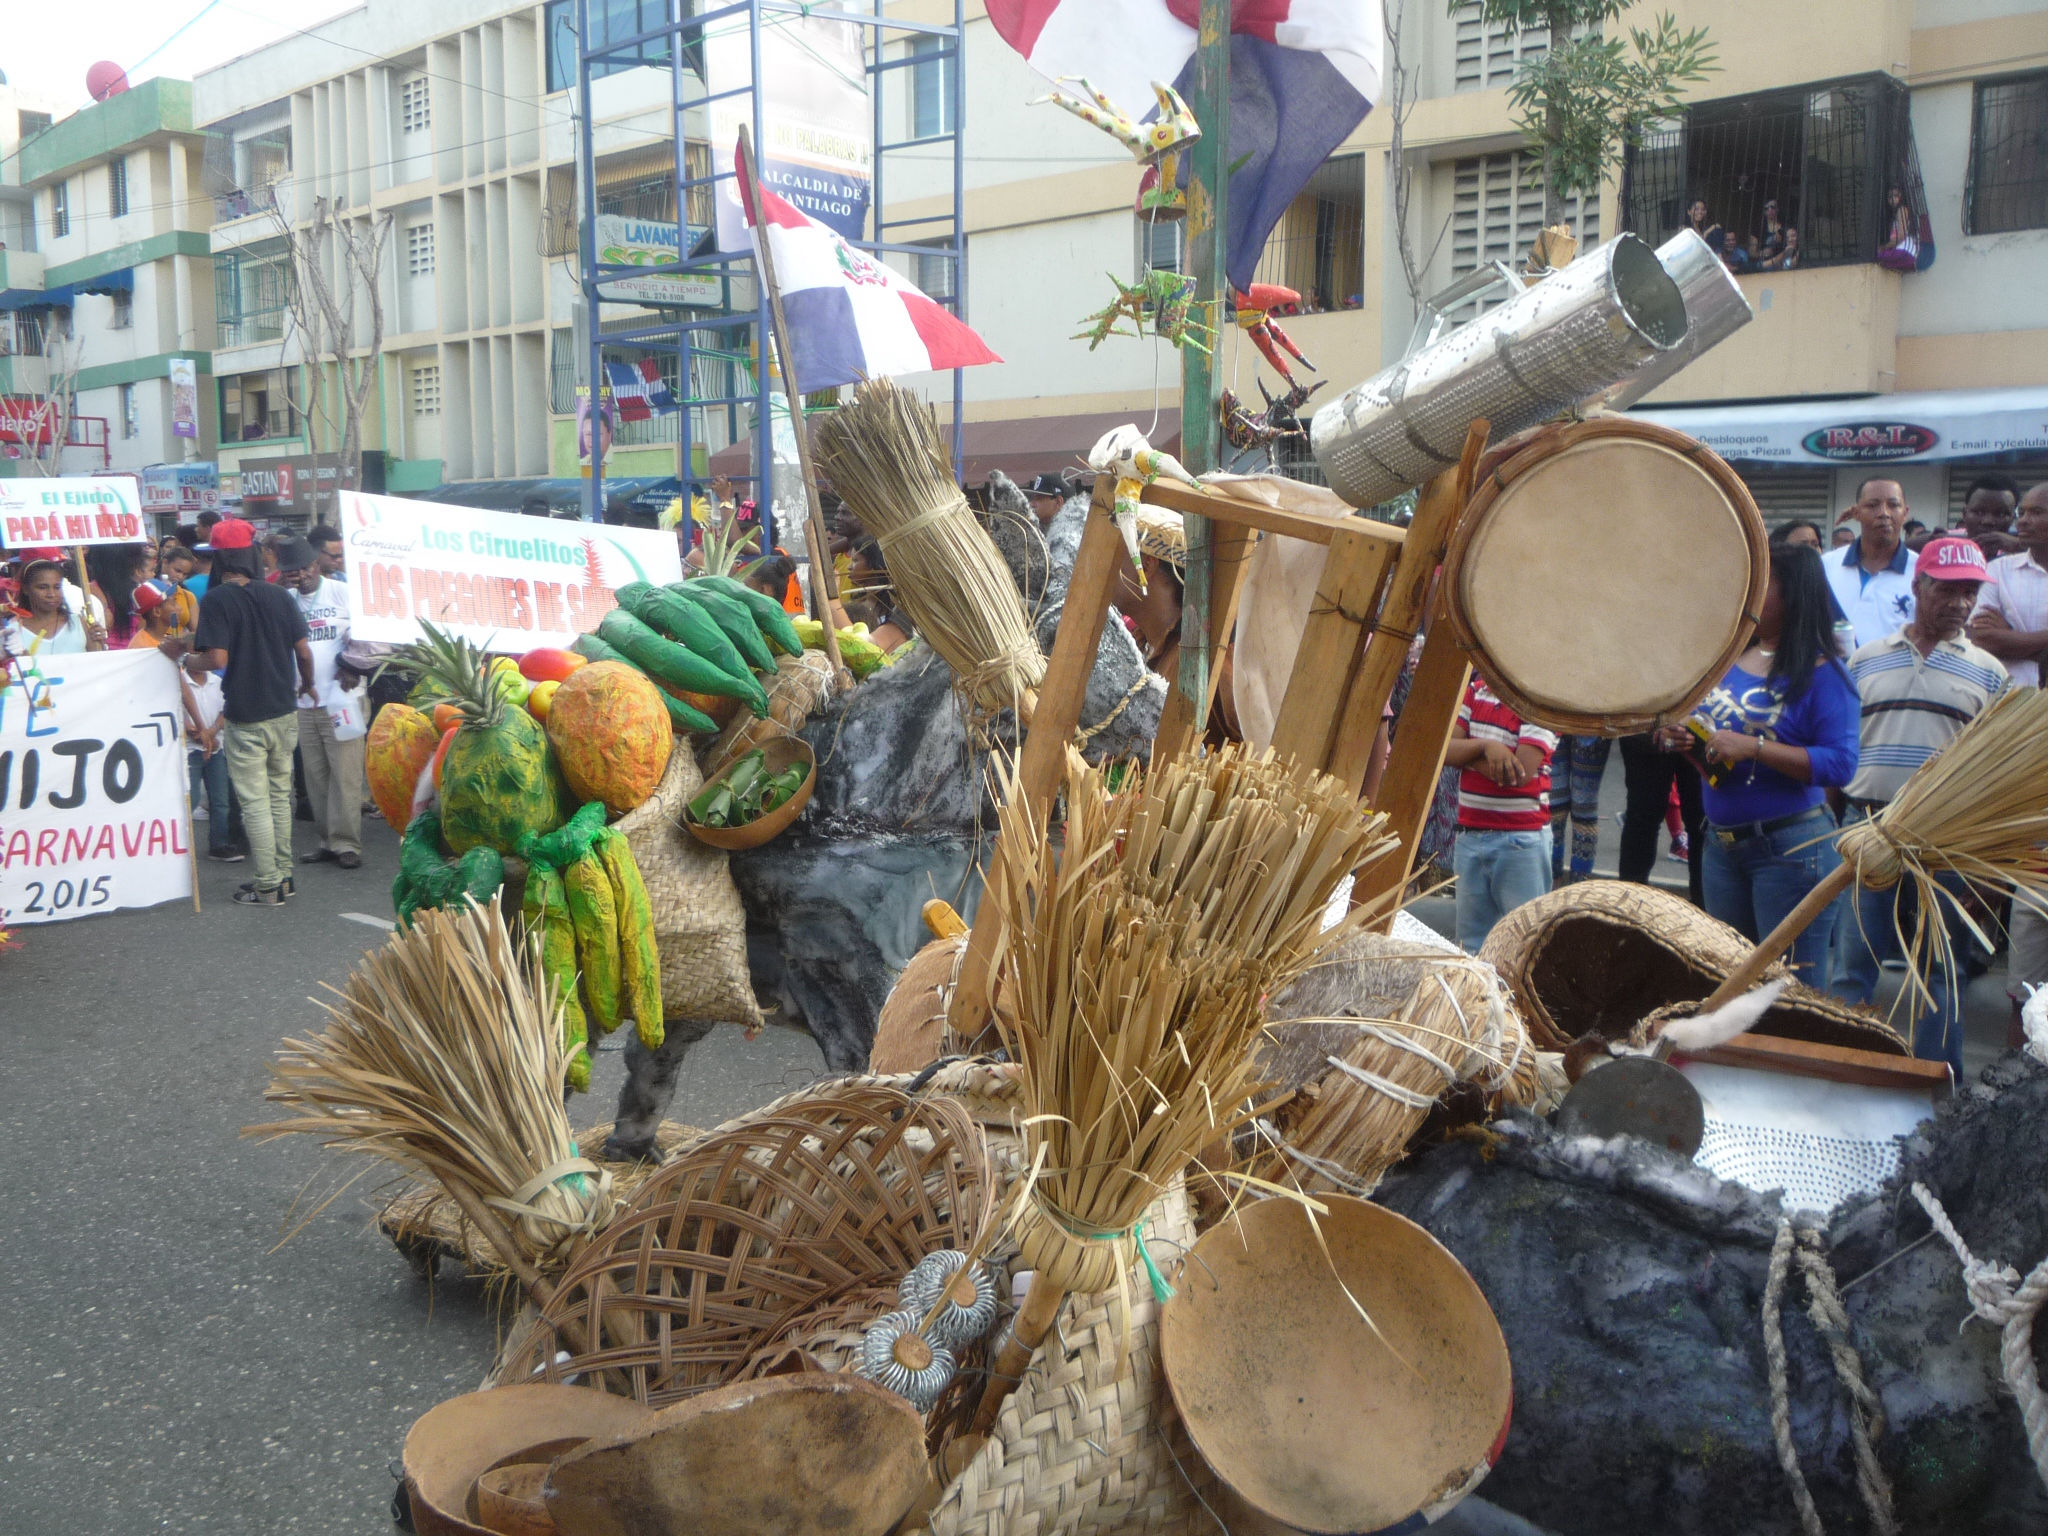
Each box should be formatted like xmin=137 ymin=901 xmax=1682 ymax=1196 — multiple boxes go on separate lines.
xmin=499 ymin=1081 xmax=993 ymax=1404
xmin=1479 ymin=881 xmax=1904 ymax=1054
xmin=1253 ymin=934 xmax=1549 ymax=1197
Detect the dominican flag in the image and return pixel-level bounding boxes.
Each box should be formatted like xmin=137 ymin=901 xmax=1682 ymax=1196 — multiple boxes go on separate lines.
xmin=738 ymin=139 xmax=1002 ymax=396
xmin=604 ymin=359 xmax=679 ymax=422
xmin=986 ymin=0 xmax=1383 ymax=293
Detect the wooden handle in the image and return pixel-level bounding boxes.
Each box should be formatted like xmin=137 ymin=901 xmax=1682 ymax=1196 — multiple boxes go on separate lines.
xmin=967 ymin=1274 xmax=1067 ymax=1437
xmin=1698 ymin=861 xmax=1855 ymax=1011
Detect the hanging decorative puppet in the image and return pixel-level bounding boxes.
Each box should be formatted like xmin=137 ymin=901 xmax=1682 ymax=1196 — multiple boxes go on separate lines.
xmin=1232 ymin=283 xmax=1320 ymax=390
xmin=1088 ymin=423 xmax=1201 ymax=594
xmin=1035 ymin=77 xmax=1200 ymax=220
xmin=1074 ymin=269 xmax=1215 ymax=355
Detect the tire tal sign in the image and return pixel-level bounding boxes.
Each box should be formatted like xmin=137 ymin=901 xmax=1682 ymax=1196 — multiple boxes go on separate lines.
xmin=1800 ymin=422 xmax=1940 ymax=462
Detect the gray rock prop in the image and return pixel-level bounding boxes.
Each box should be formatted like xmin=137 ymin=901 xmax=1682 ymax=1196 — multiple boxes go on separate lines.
xmin=1374 ymin=1051 xmax=2048 ymax=1536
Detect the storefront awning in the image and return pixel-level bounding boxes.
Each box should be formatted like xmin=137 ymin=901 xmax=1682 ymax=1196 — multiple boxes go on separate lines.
xmin=0 ymin=283 xmax=74 ymax=311
xmin=706 ymin=410 xmax=1182 ymax=488
xmin=1631 ymin=387 xmax=2048 ymax=466
xmin=76 ymin=268 xmax=133 ymax=296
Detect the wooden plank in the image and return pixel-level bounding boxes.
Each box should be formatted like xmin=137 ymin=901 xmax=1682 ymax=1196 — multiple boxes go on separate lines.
xmin=1151 ymin=518 xmax=1256 ymax=766
xmin=1269 ymin=526 xmax=1397 ymax=772
xmin=1673 ymin=1031 xmax=1952 ymax=1096
xmin=1139 ymin=480 xmax=1406 ymax=552
xmin=1349 ymin=612 xmax=1470 ymax=918
xmin=946 ymin=486 xmax=1127 ymax=1045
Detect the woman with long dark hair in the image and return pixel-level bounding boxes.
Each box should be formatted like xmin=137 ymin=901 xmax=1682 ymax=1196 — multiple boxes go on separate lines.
xmin=1660 ymin=543 xmax=1861 ymax=984
xmin=85 ymin=542 xmax=150 ymax=648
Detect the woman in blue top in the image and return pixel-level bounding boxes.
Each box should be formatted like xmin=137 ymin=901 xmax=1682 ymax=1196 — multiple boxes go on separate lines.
xmin=1661 ymin=543 xmax=1861 ymax=985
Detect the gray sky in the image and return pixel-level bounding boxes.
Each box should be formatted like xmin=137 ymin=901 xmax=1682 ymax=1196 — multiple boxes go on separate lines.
xmin=6 ymin=0 xmax=355 ymax=113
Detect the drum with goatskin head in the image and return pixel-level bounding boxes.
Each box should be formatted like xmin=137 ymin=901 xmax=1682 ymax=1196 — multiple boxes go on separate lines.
xmin=1441 ymin=416 xmax=1768 ymax=736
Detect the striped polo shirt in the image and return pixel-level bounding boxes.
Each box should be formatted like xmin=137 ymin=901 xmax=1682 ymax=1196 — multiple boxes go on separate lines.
xmin=1456 ymin=677 xmax=1558 ymax=831
xmin=1844 ymin=629 xmax=2008 ymax=804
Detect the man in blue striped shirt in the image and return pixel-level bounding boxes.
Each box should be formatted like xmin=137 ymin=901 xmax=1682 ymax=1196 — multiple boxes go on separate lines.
xmin=1836 ymin=537 xmax=2009 ymax=1076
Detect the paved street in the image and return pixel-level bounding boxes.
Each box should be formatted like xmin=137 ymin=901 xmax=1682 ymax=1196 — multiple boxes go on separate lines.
xmin=0 ymin=816 xmax=824 ymax=1534
xmin=2 ymin=783 xmax=2019 ymax=1533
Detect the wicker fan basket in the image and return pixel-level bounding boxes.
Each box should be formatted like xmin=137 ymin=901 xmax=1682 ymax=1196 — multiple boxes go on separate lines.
xmin=1478 ymin=881 xmax=1904 ymax=1054
xmin=499 ymin=1080 xmax=995 ymax=1405
xmin=871 ymin=936 xmax=967 ymax=1075
xmin=1252 ymin=934 xmax=1548 ymax=1198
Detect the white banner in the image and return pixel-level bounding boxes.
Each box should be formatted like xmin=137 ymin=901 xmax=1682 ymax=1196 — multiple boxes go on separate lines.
xmin=337 ymin=491 xmax=686 ymax=650
xmin=0 ymin=477 xmax=148 ymax=549
xmin=1635 ymin=386 xmax=2048 ymax=465
xmin=0 ymin=649 xmax=194 ymax=926
xmin=708 ymin=7 xmax=872 ymax=252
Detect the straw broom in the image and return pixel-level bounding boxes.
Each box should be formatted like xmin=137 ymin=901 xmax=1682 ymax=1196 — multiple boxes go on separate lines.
xmin=244 ymin=899 xmax=614 ymax=1308
xmin=810 ymin=379 xmax=1047 ymax=717
xmin=1701 ymin=687 xmax=2048 ymax=1016
xmin=967 ymin=744 xmax=1395 ymax=1434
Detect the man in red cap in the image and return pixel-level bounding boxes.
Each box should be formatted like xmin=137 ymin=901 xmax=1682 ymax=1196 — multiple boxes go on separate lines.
xmin=1836 ymin=535 xmax=2010 ymax=1074
xmin=187 ymin=517 xmax=316 ymax=906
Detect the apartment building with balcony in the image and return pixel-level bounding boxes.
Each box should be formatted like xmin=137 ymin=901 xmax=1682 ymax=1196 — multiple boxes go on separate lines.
xmin=2 ymin=77 xmax=218 ymax=480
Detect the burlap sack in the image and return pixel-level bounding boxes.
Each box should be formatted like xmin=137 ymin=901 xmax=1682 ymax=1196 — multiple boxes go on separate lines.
xmin=615 ymin=742 xmax=763 ymax=1030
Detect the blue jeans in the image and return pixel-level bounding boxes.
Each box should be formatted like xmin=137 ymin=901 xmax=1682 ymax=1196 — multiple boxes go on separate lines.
xmin=1455 ymin=826 xmax=1553 ymax=954
xmin=1833 ymin=808 xmax=1968 ymax=1079
xmin=1700 ymin=806 xmax=1844 ymax=989
xmin=189 ymin=747 xmax=232 ymax=855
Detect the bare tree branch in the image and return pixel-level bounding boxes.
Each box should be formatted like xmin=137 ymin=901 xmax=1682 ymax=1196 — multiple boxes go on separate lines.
xmin=20 ymin=322 xmax=84 ymax=477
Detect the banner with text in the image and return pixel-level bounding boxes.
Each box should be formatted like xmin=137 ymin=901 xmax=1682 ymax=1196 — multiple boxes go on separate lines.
xmin=338 ymin=491 xmax=686 ymax=650
xmin=0 ymin=648 xmax=194 ymax=926
xmin=0 ymin=477 xmax=148 ymax=549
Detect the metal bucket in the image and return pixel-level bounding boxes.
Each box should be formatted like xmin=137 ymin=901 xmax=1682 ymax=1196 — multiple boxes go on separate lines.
xmin=1588 ymin=229 xmax=1755 ymax=412
xmin=1309 ymin=233 xmax=1688 ymax=508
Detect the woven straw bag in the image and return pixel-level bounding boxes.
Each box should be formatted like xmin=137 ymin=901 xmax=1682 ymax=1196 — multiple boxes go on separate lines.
xmin=615 ymin=742 xmax=762 ymax=1031
xmin=1479 ymin=881 xmax=1903 ymax=1054
xmin=1254 ymin=934 xmax=1548 ymax=1197
xmin=499 ymin=1080 xmax=992 ymax=1403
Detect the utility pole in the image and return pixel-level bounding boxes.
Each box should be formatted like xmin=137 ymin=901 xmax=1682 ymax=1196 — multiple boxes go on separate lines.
xmin=1174 ymin=0 xmax=1230 ymax=720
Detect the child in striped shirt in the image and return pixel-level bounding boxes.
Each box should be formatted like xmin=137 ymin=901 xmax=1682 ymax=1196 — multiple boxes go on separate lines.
xmin=1445 ymin=675 xmax=1559 ymax=953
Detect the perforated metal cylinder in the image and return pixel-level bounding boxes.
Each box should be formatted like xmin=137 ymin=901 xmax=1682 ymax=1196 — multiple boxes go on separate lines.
xmin=1309 ymin=234 xmax=1688 ymax=508
xmin=1589 ymin=230 xmax=1755 ymax=413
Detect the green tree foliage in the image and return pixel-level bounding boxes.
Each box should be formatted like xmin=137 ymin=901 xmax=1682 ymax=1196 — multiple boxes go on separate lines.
xmin=1460 ymin=0 xmax=1717 ymax=224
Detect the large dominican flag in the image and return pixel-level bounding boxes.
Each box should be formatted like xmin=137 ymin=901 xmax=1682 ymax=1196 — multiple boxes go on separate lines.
xmin=986 ymin=0 xmax=1383 ymax=293
xmin=738 ymin=142 xmax=1002 ymax=396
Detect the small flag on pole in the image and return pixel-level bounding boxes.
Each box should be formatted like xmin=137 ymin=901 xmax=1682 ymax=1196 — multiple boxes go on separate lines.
xmin=736 ymin=139 xmax=1001 ymax=396
xmin=603 ymin=358 xmax=679 ymax=422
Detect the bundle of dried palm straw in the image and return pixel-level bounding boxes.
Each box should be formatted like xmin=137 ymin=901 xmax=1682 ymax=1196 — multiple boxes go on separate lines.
xmin=969 ymin=743 xmax=1395 ymax=1432
xmin=246 ymin=900 xmax=613 ymax=1278
xmin=811 ymin=379 xmax=1046 ymax=715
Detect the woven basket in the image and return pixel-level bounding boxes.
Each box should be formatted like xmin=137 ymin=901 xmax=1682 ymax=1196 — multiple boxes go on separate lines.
xmin=1479 ymin=881 xmax=1904 ymax=1054
xmin=1253 ymin=934 xmax=1546 ymax=1197
xmin=912 ymin=1177 xmax=1215 ymax=1536
xmin=498 ymin=1081 xmax=993 ymax=1404
xmin=872 ymin=936 xmax=967 ymax=1075
xmin=615 ymin=742 xmax=763 ymax=1032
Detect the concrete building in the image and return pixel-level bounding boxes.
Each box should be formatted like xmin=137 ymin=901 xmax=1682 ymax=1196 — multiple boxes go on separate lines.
xmin=877 ymin=0 xmax=2048 ymax=521
xmin=3 ymin=77 xmax=218 ymax=482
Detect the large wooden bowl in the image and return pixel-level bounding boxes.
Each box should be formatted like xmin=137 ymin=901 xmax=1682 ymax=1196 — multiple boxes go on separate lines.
xmin=1160 ymin=1195 xmax=1512 ymax=1535
xmin=401 ymin=1384 xmax=654 ymax=1536
xmin=684 ymin=734 xmax=816 ymax=850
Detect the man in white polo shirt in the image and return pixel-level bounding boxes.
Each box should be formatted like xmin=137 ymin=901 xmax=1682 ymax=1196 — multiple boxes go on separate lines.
xmin=1968 ymin=480 xmax=2048 ymax=1048
xmin=1837 ymin=536 xmax=2009 ymax=1077
xmin=1824 ymin=476 xmax=1917 ymax=649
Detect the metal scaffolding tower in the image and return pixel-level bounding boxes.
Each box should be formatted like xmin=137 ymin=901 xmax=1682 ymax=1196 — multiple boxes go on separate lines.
xmin=573 ymin=0 xmax=968 ymax=548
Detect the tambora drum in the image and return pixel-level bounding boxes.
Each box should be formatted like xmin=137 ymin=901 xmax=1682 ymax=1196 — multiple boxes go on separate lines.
xmin=1441 ymin=417 xmax=1767 ymax=736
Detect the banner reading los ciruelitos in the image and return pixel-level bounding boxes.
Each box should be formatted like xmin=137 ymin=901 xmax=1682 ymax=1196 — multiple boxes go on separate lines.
xmin=338 ymin=492 xmax=685 ymax=650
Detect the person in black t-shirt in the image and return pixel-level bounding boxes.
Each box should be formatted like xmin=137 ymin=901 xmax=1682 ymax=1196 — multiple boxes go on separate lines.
xmin=187 ymin=519 xmax=315 ymax=905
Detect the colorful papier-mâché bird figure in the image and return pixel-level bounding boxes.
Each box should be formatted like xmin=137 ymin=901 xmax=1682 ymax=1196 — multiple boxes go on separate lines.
xmin=1234 ymin=284 xmax=1320 ymax=388
xmin=1088 ymin=423 xmax=1201 ymax=596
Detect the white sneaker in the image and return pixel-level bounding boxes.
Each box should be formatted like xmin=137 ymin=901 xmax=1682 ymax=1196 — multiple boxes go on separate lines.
xmin=193 ymin=804 xmax=209 ymax=821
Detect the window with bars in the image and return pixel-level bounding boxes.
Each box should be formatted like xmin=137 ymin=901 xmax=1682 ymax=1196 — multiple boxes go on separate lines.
xmin=1137 ymin=217 xmax=1183 ymax=277
xmin=108 ymin=157 xmax=128 ymax=219
xmin=214 ymin=247 xmax=292 ymax=347
xmin=1451 ymin=2 xmax=1548 ymax=92
xmin=1619 ymin=74 xmax=1913 ymax=271
xmin=1448 ymin=150 xmax=1595 ymax=300
xmin=400 ymin=76 xmax=431 ymax=134
xmin=1966 ymin=73 xmax=2048 ymax=235
xmin=544 ymin=0 xmax=672 ymax=94
xmin=406 ymin=222 xmax=436 ymax=276
xmin=410 ymin=363 xmax=442 ymax=417
xmin=51 ymin=179 xmax=69 ymax=239
xmin=910 ymin=36 xmax=957 ymax=139
xmin=1251 ymin=154 xmax=1364 ymax=310
xmin=909 ymin=238 xmax=958 ymax=303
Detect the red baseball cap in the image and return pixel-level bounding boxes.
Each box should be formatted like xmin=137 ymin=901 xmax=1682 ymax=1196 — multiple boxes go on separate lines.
xmin=206 ymin=517 xmax=257 ymax=550
xmin=133 ymin=581 xmax=168 ymax=615
xmin=1916 ymin=535 xmax=1990 ymax=583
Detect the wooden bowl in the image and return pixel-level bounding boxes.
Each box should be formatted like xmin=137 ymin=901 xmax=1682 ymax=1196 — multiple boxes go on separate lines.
xmin=1160 ymin=1195 xmax=1512 ymax=1535
xmin=684 ymin=734 xmax=816 ymax=850
xmin=402 ymin=1385 xmax=654 ymax=1536
xmin=472 ymin=1460 xmax=556 ymax=1536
